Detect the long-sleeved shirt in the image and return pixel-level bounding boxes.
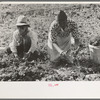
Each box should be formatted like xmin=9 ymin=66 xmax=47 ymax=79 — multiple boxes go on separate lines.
xmin=9 ymin=29 xmax=38 ymax=53
xmin=48 ymin=19 xmax=80 ymax=61
xmin=50 ymin=19 xmax=80 ymax=45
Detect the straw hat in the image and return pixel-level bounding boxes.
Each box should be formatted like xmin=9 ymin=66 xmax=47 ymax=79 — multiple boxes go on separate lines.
xmin=16 ymin=15 xmax=30 ymax=26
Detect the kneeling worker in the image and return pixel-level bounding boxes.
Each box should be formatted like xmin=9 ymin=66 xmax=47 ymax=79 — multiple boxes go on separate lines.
xmin=7 ymin=15 xmax=38 ymax=61
xmin=48 ymin=10 xmax=80 ymax=66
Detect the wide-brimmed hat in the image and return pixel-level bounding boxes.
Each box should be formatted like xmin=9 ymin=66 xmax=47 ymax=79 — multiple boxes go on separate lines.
xmin=16 ymin=15 xmax=30 ymax=26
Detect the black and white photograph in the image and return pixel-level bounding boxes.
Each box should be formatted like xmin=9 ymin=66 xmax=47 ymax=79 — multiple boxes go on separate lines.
xmin=0 ymin=2 xmax=100 ymax=82
xmin=1 ymin=1 xmax=100 ymax=99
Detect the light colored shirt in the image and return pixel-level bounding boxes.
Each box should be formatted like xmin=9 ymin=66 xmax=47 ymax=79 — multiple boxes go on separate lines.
xmin=9 ymin=29 xmax=38 ymax=53
xmin=50 ymin=20 xmax=79 ymax=44
xmin=48 ymin=19 xmax=79 ymax=62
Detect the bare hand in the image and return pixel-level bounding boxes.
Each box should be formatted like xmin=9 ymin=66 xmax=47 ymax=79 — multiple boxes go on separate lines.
xmin=60 ymin=51 xmax=67 ymax=58
xmin=13 ymin=53 xmax=19 ymax=60
xmin=13 ymin=55 xmax=19 ymax=62
xmin=23 ymin=52 xmax=31 ymax=60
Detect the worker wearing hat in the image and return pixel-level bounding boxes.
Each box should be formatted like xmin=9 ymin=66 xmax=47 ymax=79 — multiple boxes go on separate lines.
xmin=7 ymin=15 xmax=38 ymax=60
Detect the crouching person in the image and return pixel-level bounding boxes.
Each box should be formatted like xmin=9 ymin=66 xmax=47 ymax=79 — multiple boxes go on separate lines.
xmin=48 ymin=10 xmax=80 ymax=67
xmin=6 ymin=15 xmax=38 ymax=61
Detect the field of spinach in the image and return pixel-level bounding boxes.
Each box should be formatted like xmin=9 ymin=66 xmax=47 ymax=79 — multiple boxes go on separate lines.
xmin=0 ymin=4 xmax=100 ymax=81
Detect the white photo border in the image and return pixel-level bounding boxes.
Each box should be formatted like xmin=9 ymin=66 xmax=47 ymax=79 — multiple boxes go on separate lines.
xmin=0 ymin=1 xmax=100 ymax=99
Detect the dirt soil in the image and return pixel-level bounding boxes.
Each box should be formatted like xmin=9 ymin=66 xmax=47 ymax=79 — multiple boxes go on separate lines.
xmin=0 ymin=4 xmax=100 ymax=81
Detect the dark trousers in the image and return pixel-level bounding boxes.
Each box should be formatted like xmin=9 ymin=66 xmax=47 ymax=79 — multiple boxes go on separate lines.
xmin=6 ymin=35 xmax=40 ymax=61
xmin=7 ymin=47 xmax=39 ymax=61
xmin=7 ymin=35 xmax=31 ymax=58
xmin=6 ymin=36 xmax=46 ymax=61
